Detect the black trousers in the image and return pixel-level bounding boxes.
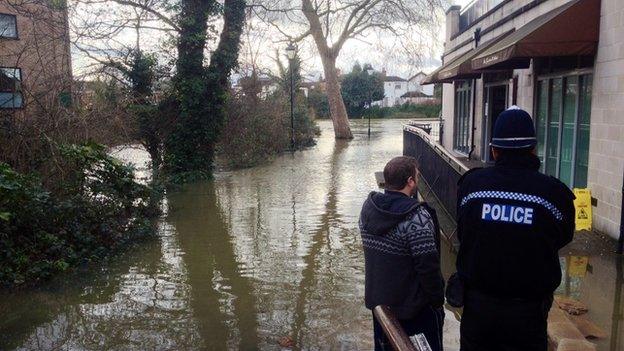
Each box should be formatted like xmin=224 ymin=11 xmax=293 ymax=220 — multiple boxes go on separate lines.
xmin=373 ymin=306 xmax=445 ymax=351
xmin=460 ymin=291 xmax=553 ymax=351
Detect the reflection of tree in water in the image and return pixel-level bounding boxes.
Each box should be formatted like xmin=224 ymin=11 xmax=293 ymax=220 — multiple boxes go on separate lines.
xmin=3 ymin=220 xmax=202 ymax=350
xmin=290 ymin=140 xmax=347 ymax=347
xmin=167 ymin=183 xmax=260 ymax=350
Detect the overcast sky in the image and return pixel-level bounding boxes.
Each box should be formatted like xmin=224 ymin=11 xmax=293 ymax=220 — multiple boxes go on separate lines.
xmin=72 ymin=0 xmax=474 ymax=82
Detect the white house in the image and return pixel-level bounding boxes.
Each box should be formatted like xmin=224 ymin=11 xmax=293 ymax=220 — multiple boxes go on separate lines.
xmin=408 ymin=72 xmax=434 ymax=97
xmin=376 ymin=75 xmax=409 ymax=107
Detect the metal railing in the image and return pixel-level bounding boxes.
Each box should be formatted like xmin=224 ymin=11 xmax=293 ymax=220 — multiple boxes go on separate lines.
xmin=407 ymin=120 xmax=441 ymax=143
xmin=403 ymin=125 xmax=469 ymax=221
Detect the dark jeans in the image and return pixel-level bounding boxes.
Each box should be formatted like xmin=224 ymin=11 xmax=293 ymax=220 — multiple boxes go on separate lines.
xmin=373 ymin=306 xmax=445 ymax=351
xmin=460 ymin=291 xmax=553 ymax=351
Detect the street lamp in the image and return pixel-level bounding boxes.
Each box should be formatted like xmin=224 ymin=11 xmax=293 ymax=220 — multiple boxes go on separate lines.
xmin=285 ymin=43 xmax=296 ymax=150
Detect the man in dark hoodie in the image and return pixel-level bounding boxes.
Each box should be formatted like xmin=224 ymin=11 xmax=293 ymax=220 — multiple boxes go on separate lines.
xmin=359 ymin=156 xmax=445 ymax=351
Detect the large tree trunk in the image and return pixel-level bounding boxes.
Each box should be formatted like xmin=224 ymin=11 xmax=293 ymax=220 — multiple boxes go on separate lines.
xmin=302 ymin=0 xmax=353 ymax=139
xmin=321 ymin=54 xmax=353 ymax=139
xmin=163 ymin=0 xmax=213 ymax=177
xmin=163 ymin=0 xmax=245 ymax=180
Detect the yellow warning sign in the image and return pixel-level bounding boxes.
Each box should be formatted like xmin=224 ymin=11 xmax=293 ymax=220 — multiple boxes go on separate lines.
xmin=573 ymin=188 xmax=592 ymax=231
xmin=568 ymin=256 xmax=589 ymax=278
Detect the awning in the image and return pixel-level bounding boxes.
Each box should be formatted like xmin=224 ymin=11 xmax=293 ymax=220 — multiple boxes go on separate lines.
xmin=421 ymin=51 xmax=472 ymax=85
xmin=471 ymin=0 xmax=600 ymax=70
xmin=421 ymin=66 xmax=445 ymax=85
xmin=437 ymin=29 xmax=515 ymax=81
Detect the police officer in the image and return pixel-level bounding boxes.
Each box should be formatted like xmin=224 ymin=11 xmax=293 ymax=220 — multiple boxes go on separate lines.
xmin=456 ymin=106 xmax=575 ymax=351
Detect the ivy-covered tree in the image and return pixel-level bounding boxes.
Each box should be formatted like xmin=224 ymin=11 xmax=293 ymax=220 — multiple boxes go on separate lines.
xmin=340 ymin=63 xmax=384 ymax=118
xmin=163 ymin=0 xmax=247 ymax=182
xmin=73 ymin=0 xmax=247 ymax=182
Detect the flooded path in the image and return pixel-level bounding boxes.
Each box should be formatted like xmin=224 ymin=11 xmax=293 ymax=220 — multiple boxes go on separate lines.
xmin=0 ymin=119 xmax=621 ymax=350
xmin=0 ymin=119 xmax=454 ymax=350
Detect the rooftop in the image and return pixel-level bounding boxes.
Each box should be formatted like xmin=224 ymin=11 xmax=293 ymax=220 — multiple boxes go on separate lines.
xmin=383 ymin=75 xmax=406 ymax=82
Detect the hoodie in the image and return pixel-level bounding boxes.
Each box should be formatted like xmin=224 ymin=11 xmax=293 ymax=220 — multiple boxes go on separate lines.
xmin=359 ymin=190 xmax=445 ymax=319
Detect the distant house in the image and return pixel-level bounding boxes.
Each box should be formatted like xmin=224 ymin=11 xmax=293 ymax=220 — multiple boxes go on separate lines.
xmin=408 ymin=72 xmax=434 ymax=97
xmin=375 ymin=75 xmax=409 ymax=107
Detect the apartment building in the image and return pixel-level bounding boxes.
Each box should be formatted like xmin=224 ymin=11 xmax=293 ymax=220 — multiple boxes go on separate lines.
xmin=0 ymin=1 xmax=72 ymax=115
xmin=421 ymin=0 xmax=623 ymax=240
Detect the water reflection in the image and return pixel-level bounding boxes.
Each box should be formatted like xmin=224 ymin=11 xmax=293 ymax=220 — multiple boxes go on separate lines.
xmin=0 ymin=215 xmax=203 ymax=350
xmin=167 ymin=183 xmax=259 ymax=349
xmin=555 ymin=235 xmax=624 ymax=351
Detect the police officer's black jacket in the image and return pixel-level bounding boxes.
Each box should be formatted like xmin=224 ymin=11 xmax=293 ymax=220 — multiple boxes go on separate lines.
xmin=359 ymin=191 xmax=445 ymax=319
xmin=456 ymin=152 xmax=575 ymax=300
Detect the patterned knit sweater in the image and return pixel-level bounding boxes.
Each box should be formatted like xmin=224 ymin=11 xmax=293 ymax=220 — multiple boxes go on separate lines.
xmin=359 ymin=191 xmax=445 ymax=319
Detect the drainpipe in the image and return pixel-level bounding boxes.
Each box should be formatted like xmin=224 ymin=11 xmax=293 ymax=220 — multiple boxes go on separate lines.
xmin=619 ymin=168 xmax=624 ymax=254
xmin=467 ymin=79 xmax=477 ymax=160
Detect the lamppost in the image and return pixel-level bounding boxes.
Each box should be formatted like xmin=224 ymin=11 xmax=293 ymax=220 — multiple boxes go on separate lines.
xmin=285 ymin=43 xmax=296 ymax=151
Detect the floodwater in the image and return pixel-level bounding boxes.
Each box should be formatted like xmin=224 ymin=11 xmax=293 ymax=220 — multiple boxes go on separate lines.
xmin=0 ymin=119 xmax=456 ymax=351
xmin=0 ymin=118 xmax=620 ymax=350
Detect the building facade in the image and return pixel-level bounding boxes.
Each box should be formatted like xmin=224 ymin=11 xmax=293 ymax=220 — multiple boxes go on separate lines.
xmin=378 ymin=75 xmax=409 ymax=107
xmin=408 ymin=72 xmax=435 ymax=97
xmin=0 ymin=1 xmax=72 ymax=116
xmin=424 ymin=0 xmax=623 ymax=240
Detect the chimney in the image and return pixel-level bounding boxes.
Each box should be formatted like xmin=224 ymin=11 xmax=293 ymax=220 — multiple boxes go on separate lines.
xmin=445 ymin=5 xmax=461 ymax=42
xmin=381 ymin=68 xmax=387 ymax=77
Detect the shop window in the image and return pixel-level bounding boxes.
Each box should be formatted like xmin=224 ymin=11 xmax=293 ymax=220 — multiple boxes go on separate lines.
xmin=0 ymin=14 xmax=17 ymax=39
xmin=0 ymin=68 xmax=23 ymax=109
xmin=454 ymin=80 xmax=472 ymax=154
xmin=535 ymin=74 xmax=593 ymax=188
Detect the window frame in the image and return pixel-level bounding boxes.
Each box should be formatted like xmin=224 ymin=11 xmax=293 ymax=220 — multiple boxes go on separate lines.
xmin=534 ymin=68 xmax=593 ymax=188
xmin=0 ymin=13 xmax=18 ymax=40
xmin=0 ymin=67 xmax=24 ymax=110
xmin=453 ymin=80 xmax=473 ymax=155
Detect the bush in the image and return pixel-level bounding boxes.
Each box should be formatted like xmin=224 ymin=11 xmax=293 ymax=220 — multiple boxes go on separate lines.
xmin=218 ymin=71 xmax=319 ymax=169
xmin=0 ymin=143 xmax=155 ymax=287
xmin=218 ymin=88 xmax=319 ymax=169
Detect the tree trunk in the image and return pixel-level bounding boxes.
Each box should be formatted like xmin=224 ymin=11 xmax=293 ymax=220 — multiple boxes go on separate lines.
xmin=301 ymin=0 xmax=353 ymax=139
xmin=321 ymin=54 xmax=353 ymax=139
xmin=164 ymin=0 xmax=245 ymax=180
xmin=163 ymin=0 xmax=213 ymax=178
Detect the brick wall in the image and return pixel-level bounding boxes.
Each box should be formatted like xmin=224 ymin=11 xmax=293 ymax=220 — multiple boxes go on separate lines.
xmin=0 ymin=1 xmax=72 ymax=116
xmin=587 ymin=0 xmax=624 ymax=239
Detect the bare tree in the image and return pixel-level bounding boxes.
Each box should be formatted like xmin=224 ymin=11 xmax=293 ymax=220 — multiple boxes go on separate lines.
xmin=252 ymin=0 xmax=445 ymax=139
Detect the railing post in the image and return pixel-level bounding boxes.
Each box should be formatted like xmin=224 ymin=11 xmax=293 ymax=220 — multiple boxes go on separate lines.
xmin=373 ymin=305 xmax=429 ymax=351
